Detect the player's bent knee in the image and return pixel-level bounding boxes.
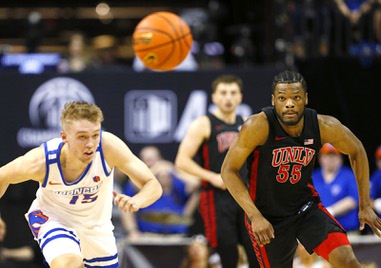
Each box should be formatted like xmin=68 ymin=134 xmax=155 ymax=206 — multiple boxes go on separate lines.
xmin=328 ymin=245 xmax=361 ymax=268
xmin=50 ymin=253 xmax=84 ymax=268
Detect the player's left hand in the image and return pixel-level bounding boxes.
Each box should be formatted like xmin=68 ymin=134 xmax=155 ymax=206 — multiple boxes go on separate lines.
xmin=359 ymin=205 xmax=381 ymax=237
xmin=113 ymin=191 xmax=140 ymax=213
xmin=209 ymin=174 xmax=226 ymax=190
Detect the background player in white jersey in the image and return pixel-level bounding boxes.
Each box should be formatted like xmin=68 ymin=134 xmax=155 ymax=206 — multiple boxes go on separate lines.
xmin=0 ymin=101 xmax=163 ymax=268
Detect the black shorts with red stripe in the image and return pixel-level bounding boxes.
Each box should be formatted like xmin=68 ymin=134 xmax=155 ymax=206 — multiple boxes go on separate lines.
xmin=200 ymin=187 xmax=259 ymax=267
xmin=200 ymin=188 xmax=250 ymax=248
xmin=245 ymin=200 xmax=351 ymax=267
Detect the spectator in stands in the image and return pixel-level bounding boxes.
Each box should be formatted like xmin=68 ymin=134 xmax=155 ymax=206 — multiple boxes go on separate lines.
xmin=139 ymin=146 xmax=200 ymax=193
xmin=57 ymin=31 xmax=96 ymax=73
xmin=92 ymin=34 xmax=130 ymax=71
xmin=312 ymin=143 xmax=360 ymax=233
xmin=374 ymin=1 xmax=381 ymax=43
xmin=181 ymin=235 xmax=249 ymax=268
xmin=370 ymin=145 xmax=381 ymax=216
xmin=334 ymin=0 xmax=381 ymax=51
xmin=334 ymin=0 xmax=374 ymax=25
xmin=0 ymin=181 xmax=45 ymax=268
xmin=139 ymin=145 xmax=163 ymax=169
xmin=122 ymin=146 xmax=200 ymax=240
xmin=180 ymin=234 xmax=212 ymax=268
xmin=290 ymin=0 xmax=331 ymax=59
xmin=111 ymin=167 xmax=129 ymax=242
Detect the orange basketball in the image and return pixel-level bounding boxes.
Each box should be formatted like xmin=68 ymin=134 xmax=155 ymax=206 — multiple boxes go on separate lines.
xmin=132 ymin=11 xmax=193 ymax=71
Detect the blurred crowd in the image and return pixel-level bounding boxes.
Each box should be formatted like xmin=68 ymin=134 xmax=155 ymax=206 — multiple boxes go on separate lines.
xmin=0 ymin=0 xmax=381 ymax=73
xmin=275 ymin=0 xmax=381 ymax=67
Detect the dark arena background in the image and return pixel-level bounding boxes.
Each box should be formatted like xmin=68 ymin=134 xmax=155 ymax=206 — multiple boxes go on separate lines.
xmin=0 ymin=0 xmax=381 ymax=267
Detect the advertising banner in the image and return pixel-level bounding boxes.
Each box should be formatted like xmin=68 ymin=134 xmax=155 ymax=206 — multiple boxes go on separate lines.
xmin=0 ymin=68 xmax=277 ymax=163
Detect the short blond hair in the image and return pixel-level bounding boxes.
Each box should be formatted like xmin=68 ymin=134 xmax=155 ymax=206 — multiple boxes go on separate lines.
xmin=60 ymin=101 xmax=104 ymax=129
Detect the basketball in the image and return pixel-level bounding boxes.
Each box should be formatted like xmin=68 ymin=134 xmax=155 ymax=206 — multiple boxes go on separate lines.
xmin=132 ymin=11 xmax=193 ymax=71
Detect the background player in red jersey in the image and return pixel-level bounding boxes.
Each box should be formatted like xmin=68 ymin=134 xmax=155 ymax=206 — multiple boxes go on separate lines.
xmin=221 ymin=70 xmax=381 ymax=267
xmin=175 ymin=74 xmax=259 ymax=268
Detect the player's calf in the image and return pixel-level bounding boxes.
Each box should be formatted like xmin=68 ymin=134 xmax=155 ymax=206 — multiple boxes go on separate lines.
xmin=328 ymin=245 xmax=361 ymax=268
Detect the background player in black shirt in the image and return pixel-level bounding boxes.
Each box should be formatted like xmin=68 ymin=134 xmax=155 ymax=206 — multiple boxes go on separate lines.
xmin=176 ymin=74 xmax=259 ymax=268
xmin=221 ymin=70 xmax=381 ymax=267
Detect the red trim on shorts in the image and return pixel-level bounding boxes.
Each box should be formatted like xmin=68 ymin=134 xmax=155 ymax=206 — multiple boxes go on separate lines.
xmin=313 ymin=198 xmax=350 ymax=261
xmin=199 ymin=144 xmax=218 ymax=247
xmin=201 ymin=144 xmax=210 ymax=188
xmin=199 ymin=189 xmax=218 ymax=248
xmin=208 ymin=190 xmax=217 ymax=247
xmin=249 ymin=150 xmax=260 ymax=201
xmin=318 ymin=202 xmax=346 ymax=230
xmin=307 ymin=182 xmax=320 ymax=198
xmin=314 ymin=232 xmax=350 ymax=261
xmin=245 ymin=215 xmax=271 ymax=268
xmin=313 ymin=186 xmax=346 ymax=234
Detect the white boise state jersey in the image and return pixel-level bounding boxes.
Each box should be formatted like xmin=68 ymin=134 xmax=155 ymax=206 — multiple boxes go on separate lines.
xmin=31 ymin=133 xmax=114 ymax=227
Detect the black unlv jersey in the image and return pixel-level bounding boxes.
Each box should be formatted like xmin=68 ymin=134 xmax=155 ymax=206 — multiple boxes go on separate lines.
xmin=199 ymin=113 xmax=244 ymax=187
xmin=247 ymin=107 xmax=322 ymax=219
xmin=198 ymin=113 xmax=258 ymax=262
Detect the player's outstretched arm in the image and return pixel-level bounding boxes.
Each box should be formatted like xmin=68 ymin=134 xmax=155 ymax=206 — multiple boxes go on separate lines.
xmin=0 ymin=181 xmax=9 ymax=199
xmin=222 ymin=112 xmax=274 ymax=246
xmin=102 ymin=132 xmax=162 ymax=211
xmin=0 ymin=147 xmax=45 ymax=198
xmin=175 ymin=116 xmax=225 ymax=189
xmin=319 ymin=114 xmax=381 ymax=236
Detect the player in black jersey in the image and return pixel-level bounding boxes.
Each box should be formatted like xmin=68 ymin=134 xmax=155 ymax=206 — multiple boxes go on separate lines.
xmin=175 ymin=75 xmax=259 ymax=268
xmin=221 ymin=70 xmax=381 ymax=267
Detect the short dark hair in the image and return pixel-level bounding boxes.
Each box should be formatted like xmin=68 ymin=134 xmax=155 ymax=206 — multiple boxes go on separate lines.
xmin=272 ymin=70 xmax=307 ymax=93
xmin=211 ymin=74 xmax=243 ymax=94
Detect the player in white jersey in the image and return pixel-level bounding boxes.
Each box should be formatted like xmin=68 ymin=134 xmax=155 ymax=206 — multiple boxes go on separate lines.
xmin=0 ymin=101 xmax=163 ymax=268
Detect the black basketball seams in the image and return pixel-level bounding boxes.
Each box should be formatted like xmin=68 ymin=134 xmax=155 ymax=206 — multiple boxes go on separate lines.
xmin=133 ymin=31 xmax=192 ymax=53
xmin=156 ymin=13 xmax=182 ymax=40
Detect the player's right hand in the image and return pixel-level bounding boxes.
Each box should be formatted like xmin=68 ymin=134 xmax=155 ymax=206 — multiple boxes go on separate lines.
xmin=359 ymin=205 xmax=381 ymax=237
xmin=251 ymin=215 xmax=275 ymax=247
xmin=113 ymin=191 xmax=140 ymax=213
